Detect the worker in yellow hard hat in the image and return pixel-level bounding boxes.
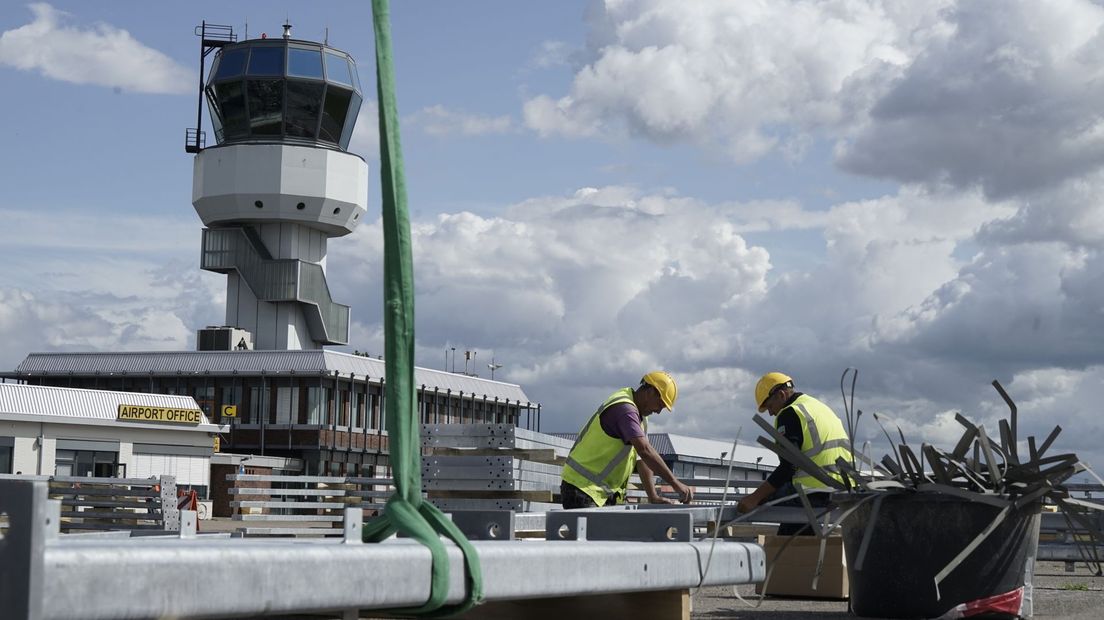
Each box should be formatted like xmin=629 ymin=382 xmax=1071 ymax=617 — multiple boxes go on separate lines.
xmin=737 ymin=372 xmax=852 ymax=532
xmin=561 ymin=371 xmax=695 ymax=508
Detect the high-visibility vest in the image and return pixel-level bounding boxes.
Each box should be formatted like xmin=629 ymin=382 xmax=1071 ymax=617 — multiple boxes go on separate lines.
xmin=778 ymin=394 xmax=852 ymax=489
xmin=561 ymin=388 xmax=647 ymax=507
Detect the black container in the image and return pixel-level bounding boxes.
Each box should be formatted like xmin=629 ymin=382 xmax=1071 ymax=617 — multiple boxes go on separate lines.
xmin=836 ymin=492 xmax=1041 ymax=618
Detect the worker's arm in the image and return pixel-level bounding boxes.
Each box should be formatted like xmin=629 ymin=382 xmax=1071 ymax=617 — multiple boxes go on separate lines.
xmin=635 ymin=458 xmax=674 ymax=504
xmin=628 ymin=435 xmax=693 ymax=504
xmin=737 ymin=480 xmax=776 ymax=513
xmin=738 ymin=408 xmax=802 ymax=513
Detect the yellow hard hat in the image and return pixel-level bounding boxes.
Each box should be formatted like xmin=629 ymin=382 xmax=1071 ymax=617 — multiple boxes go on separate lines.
xmin=755 ymin=372 xmax=793 ymax=412
xmin=642 ymin=371 xmax=678 ymax=411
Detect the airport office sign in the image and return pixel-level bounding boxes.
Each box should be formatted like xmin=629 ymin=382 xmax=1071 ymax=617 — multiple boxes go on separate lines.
xmin=117 ymin=404 xmax=203 ymax=425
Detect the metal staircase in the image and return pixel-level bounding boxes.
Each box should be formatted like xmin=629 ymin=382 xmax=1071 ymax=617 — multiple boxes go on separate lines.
xmin=201 ymin=227 xmax=350 ymax=345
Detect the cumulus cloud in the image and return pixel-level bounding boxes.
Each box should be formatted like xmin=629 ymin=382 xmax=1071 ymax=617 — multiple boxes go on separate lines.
xmin=523 ymin=0 xmax=950 ymax=161
xmin=526 ymin=0 xmax=1104 ymax=207
xmin=0 ymin=209 xmax=223 ymax=369
xmin=331 ymin=186 xmax=771 ymax=403
xmin=977 ymin=172 xmax=1104 ymax=248
xmin=838 ymin=0 xmax=1104 ymax=198
xmin=408 ymin=105 xmax=515 ymax=137
xmin=329 ymin=185 xmax=1007 ymax=437
xmin=0 ymin=3 xmax=192 ymax=94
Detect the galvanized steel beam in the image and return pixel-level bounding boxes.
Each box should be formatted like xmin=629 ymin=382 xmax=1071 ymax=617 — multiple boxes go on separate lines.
xmin=1 ymin=480 xmax=765 ymax=619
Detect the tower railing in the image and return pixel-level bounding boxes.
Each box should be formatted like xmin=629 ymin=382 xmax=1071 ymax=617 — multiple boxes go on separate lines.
xmin=201 ymin=228 xmax=350 ymax=345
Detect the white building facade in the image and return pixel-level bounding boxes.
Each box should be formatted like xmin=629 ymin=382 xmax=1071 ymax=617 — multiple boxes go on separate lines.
xmin=0 ymin=383 xmax=227 ymax=494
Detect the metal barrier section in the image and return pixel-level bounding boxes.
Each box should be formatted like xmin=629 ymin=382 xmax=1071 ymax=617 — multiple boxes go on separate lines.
xmin=227 ymin=474 xmax=394 ymax=537
xmin=420 ymin=423 xmax=573 ymax=453
xmin=421 ymin=424 xmax=569 ymax=512
xmin=0 ymin=479 xmax=765 ymax=619
xmin=0 ymin=474 xmax=178 ymax=533
xmin=1037 ymin=510 xmax=1104 ymax=564
xmin=547 ymin=510 xmax=695 ymax=542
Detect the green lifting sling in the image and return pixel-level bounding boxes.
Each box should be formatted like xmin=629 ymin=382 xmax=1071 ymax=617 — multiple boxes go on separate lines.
xmin=360 ymin=1 xmax=484 ymax=615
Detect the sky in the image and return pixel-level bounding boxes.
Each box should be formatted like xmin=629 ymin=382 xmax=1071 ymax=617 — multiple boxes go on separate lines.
xmin=2 ymin=1 xmax=1104 ymax=479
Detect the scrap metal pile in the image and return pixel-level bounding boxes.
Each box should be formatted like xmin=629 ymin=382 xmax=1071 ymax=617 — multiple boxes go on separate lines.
xmin=746 ymin=372 xmax=1104 ymax=574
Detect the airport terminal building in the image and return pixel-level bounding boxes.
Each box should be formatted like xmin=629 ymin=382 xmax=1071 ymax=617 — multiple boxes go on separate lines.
xmin=5 ymin=350 xmax=538 ymax=476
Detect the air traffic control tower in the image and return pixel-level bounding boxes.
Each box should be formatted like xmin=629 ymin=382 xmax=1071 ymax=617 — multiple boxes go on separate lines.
xmin=187 ymin=23 xmax=366 ymax=350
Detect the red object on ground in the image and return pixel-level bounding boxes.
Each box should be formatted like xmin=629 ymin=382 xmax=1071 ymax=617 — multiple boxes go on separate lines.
xmin=935 ymin=587 xmax=1023 ymax=619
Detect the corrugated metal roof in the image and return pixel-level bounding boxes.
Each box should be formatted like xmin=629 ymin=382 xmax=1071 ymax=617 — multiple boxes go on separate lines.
xmin=11 ymin=350 xmax=533 ymax=404
xmin=647 ymin=433 xmax=674 ymax=455
xmin=663 ymin=433 xmax=779 ymax=467
xmin=0 ymin=383 xmax=218 ymax=430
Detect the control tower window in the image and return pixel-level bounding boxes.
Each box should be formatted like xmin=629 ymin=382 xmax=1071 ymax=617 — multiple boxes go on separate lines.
xmin=248 ymin=79 xmax=284 ymax=136
xmin=288 ymin=48 xmax=324 ymax=79
xmin=320 ymin=86 xmax=353 ymax=145
xmin=215 ymin=48 xmax=247 ymax=79
xmin=248 ymin=46 xmax=285 ymax=76
xmin=340 ymin=92 xmax=363 ymax=148
xmin=349 ymin=61 xmax=362 ymax=92
xmin=286 ymin=80 xmax=324 ymax=138
xmin=204 ymin=41 xmax=362 ymax=149
xmin=325 ymin=52 xmax=354 ymax=87
xmin=215 ymin=81 xmax=249 ymax=139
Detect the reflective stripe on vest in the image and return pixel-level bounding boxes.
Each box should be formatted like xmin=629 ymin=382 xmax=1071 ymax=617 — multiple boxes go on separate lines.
xmin=777 ymin=394 xmax=853 ymax=489
xmin=562 ymin=388 xmax=644 ymax=506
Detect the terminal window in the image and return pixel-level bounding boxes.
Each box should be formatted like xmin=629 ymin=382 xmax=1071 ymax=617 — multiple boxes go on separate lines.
xmin=55 ymin=449 xmax=118 ymax=478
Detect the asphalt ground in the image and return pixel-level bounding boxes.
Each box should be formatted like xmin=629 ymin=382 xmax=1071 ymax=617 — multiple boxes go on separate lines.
xmin=689 ymin=561 xmax=1103 ymax=619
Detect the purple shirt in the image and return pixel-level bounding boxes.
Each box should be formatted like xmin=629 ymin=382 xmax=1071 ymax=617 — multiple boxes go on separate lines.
xmin=599 ymin=402 xmax=646 ymax=444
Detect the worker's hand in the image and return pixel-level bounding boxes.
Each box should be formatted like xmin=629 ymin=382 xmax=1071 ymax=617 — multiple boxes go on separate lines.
xmin=674 ymin=481 xmax=694 ymax=504
xmin=648 ymin=494 xmax=676 ymax=505
xmin=736 ymin=497 xmax=756 ymax=514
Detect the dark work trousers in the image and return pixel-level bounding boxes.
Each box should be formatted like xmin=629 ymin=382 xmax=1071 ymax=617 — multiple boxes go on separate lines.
xmin=560 ymin=481 xmax=619 ymax=509
xmin=769 ymin=482 xmax=833 ymax=536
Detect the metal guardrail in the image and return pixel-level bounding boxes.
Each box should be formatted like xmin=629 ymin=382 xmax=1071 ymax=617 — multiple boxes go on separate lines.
xmin=0 ymin=479 xmax=766 ymax=619
xmin=1037 ymin=510 xmax=1104 ymax=564
xmin=0 ymin=474 xmax=178 ymax=532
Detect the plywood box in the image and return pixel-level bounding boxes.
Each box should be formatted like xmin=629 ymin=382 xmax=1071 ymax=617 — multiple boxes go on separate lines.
xmin=755 ymin=534 xmax=849 ymax=599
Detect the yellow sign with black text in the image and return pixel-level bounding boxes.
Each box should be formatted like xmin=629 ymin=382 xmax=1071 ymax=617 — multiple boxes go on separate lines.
xmin=117 ymin=404 xmax=202 ymax=425
xmin=221 ymin=405 xmax=238 ymax=418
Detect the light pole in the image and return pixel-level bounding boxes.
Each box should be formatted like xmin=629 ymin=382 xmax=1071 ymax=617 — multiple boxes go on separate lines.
xmin=450 ymin=347 xmax=456 ymax=373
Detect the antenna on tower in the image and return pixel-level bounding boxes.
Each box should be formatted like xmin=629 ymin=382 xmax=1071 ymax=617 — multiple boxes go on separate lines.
xmin=244 ymin=20 xmax=248 ymax=41
xmin=282 ymin=19 xmax=293 ymax=39
xmin=324 ymin=27 xmax=329 ymax=46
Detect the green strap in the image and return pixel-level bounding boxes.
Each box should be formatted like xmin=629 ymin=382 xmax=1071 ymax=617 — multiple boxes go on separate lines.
xmin=361 ymin=1 xmax=483 ymax=615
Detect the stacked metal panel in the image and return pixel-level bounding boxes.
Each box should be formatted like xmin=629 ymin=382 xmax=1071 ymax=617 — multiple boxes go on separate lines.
xmin=421 ymin=424 xmax=573 ymax=453
xmin=421 ymin=424 xmax=573 ymax=512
